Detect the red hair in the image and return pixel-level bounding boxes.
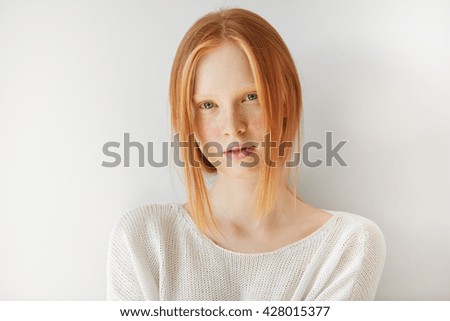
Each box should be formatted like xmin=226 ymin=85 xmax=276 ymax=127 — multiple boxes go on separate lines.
xmin=169 ymin=7 xmax=303 ymax=238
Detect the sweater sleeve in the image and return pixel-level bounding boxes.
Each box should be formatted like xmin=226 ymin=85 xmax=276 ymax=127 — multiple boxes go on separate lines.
xmin=348 ymin=220 xmax=386 ymax=300
xmin=314 ymin=218 xmax=386 ymax=300
xmin=106 ymin=215 xmax=145 ymax=301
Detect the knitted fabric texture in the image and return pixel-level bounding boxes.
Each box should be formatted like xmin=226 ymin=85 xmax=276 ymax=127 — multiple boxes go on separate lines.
xmin=106 ymin=203 xmax=386 ymax=300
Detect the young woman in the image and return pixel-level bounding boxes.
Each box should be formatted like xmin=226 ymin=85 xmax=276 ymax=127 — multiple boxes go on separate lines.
xmin=107 ymin=8 xmax=386 ymax=301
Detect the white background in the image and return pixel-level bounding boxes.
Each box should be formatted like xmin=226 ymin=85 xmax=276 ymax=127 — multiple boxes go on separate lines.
xmin=0 ymin=0 xmax=449 ymax=300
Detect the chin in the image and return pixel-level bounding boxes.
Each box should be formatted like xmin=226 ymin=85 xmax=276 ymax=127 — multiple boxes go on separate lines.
xmin=216 ymin=163 xmax=260 ymax=179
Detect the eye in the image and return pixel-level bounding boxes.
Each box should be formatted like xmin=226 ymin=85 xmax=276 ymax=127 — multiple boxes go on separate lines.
xmin=245 ymin=93 xmax=258 ymax=101
xmin=198 ymin=101 xmax=215 ymax=109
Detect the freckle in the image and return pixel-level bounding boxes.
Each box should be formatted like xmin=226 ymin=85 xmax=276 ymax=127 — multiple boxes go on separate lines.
xmin=250 ymin=118 xmax=263 ymax=130
xmin=211 ymin=127 xmax=221 ymax=137
xmin=202 ymin=126 xmax=220 ymax=140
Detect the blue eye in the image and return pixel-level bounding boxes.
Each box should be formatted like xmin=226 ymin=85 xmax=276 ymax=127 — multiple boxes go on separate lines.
xmin=200 ymin=101 xmax=215 ymax=109
xmin=246 ymin=93 xmax=258 ymax=101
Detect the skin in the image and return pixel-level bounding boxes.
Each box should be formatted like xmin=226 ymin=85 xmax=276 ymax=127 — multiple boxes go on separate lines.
xmin=192 ymin=41 xmax=264 ymax=178
xmin=184 ymin=40 xmax=332 ymax=252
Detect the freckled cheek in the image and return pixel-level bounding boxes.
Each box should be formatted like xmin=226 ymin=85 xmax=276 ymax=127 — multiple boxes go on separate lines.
xmin=194 ymin=120 xmax=221 ymax=148
xmin=200 ymin=125 xmax=221 ymax=142
xmin=247 ymin=114 xmax=265 ymax=135
xmin=195 ymin=125 xmax=222 ymax=157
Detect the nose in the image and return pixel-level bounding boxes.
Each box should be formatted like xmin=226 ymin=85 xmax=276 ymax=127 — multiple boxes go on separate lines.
xmin=221 ymin=106 xmax=246 ymax=137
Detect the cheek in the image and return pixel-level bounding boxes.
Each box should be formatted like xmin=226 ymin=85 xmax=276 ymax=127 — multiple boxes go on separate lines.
xmin=195 ymin=119 xmax=221 ymax=144
xmin=196 ymin=125 xmax=222 ymax=157
xmin=201 ymin=126 xmax=221 ymax=142
xmin=248 ymin=113 xmax=265 ymax=135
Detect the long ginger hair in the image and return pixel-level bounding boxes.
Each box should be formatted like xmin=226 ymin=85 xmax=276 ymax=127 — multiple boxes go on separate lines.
xmin=169 ymin=7 xmax=303 ymax=239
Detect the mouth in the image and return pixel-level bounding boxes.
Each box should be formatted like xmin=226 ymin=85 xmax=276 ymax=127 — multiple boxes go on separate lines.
xmin=223 ymin=143 xmax=257 ymax=155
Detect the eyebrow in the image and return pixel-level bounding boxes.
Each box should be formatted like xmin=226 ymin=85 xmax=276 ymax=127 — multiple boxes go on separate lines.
xmin=193 ymin=85 xmax=257 ymax=100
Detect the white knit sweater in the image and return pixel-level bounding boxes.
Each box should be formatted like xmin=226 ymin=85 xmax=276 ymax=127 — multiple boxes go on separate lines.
xmin=106 ymin=203 xmax=386 ymax=300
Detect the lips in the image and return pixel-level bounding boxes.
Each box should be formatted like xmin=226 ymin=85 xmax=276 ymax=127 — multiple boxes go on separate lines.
xmin=223 ymin=143 xmax=256 ymax=154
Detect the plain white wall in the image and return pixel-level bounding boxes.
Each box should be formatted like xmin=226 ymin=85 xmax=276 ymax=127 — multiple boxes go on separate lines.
xmin=0 ymin=0 xmax=449 ymax=300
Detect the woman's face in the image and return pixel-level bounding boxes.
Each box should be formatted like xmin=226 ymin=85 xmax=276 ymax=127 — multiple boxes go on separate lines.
xmin=193 ymin=40 xmax=265 ymax=177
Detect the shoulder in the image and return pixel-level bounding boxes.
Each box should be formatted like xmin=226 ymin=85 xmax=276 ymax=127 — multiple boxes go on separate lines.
xmin=326 ymin=210 xmax=386 ymax=257
xmin=329 ymin=210 xmax=384 ymax=237
xmin=311 ymin=210 xmax=386 ymax=300
xmin=114 ymin=203 xmax=176 ymax=225
xmin=109 ymin=203 xmax=180 ymax=242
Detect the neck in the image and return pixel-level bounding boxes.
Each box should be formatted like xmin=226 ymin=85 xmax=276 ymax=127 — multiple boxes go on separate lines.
xmin=207 ymin=172 xmax=299 ymax=231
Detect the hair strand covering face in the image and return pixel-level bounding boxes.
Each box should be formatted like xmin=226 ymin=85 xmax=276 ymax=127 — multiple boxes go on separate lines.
xmin=169 ymin=8 xmax=303 ymax=239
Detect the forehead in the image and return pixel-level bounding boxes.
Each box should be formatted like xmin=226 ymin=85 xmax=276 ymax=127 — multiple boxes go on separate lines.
xmin=193 ymin=41 xmax=255 ymax=98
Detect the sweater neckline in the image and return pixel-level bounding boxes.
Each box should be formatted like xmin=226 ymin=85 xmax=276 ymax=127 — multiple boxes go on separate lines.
xmin=174 ymin=202 xmax=338 ymax=257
